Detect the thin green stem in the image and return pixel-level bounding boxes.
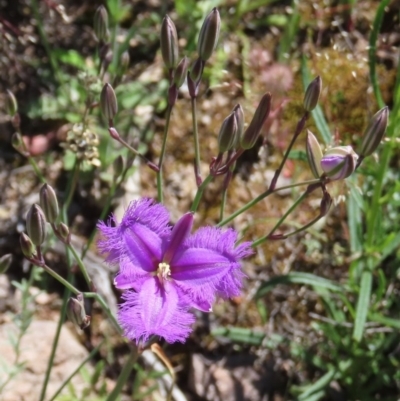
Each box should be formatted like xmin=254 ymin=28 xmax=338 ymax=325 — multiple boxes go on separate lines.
xmin=106 ymin=349 xmax=138 ymax=401
xmin=84 ymin=292 xmax=122 ymax=335
xmin=217 ymin=178 xmax=321 ymax=227
xmin=252 ymin=191 xmax=309 ymax=247
xmin=63 ymin=160 xmax=81 ymax=213
xmin=48 ymin=341 xmax=103 ymax=401
xmin=191 ymin=97 xmax=202 ymax=185
xmin=157 ymin=105 xmax=173 ymax=203
xmin=67 ymin=244 xmax=92 ymax=288
xmin=31 ymin=0 xmax=61 ymax=83
xmin=190 ymin=174 xmax=214 ymax=212
xmin=269 ymin=113 xmax=308 ymax=190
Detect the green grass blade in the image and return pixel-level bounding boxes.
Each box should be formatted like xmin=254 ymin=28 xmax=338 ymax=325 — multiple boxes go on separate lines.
xmin=352 ymin=268 xmax=372 ymax=341
xmin=298 ymin=368 xmax=336 ymax=401
xmin=369 ymin=0 xmax=390 ymax=108
xmin=256 ymin=272 xmax=343 ymax=298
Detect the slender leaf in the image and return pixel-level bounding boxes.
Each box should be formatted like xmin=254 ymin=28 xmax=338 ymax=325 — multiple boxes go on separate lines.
xmin=369 ymin=0 xmax=390 ymax=108
xmin=256 ymin=272 xmax=343 ymax=298
xmin=298 ymin=368 xmax=336 ymax=400
xmin=353 ymin=268 xmax=372 ymax=341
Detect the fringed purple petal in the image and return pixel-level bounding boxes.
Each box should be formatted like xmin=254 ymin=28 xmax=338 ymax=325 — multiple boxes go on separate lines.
xmin=118 ymin=278 xmax=195 ymax=344
xmin=171 ymin=227 xmax=253 ymax=306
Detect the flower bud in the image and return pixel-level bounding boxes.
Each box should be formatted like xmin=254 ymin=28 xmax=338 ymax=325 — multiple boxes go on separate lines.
xmin=0 ymin=254 xmax=12 ymax=274
xmin=232 ymin=104 xmax=244 ymax=148
xmin=189 ymin=58 xmax=204 ymax=85
xmin=218 ymin=112 xmax=238 ymax=153
xmin=113 ymin=155 xmax=124 ymax=178
xmin=40 ymin=184 xmax=59 ymax=224
xmin=100 ymin=83 xmax=118 ymax=122
xmin=120 ymin=51 xmax=130 ymax=73
xmin=67 ymin=294 xmax=91 ymax=330
xmin=58 ymin=222 xmax=70 ymax=244
xmin=240 ymin=92 xmax=271 ymax=150
xmin=303 ymin=76 xmax=322 ymax=112
xmin=6 ymin=90 xmax=18 ymax=117
xmin=197 ymin=8 xmax=220 ymax=61
xmin=94 ymin=5 xmax=109 ymax=42
xmin=320 ymin=146 xmax=358 ymax=180
xmin=20 ymin=233 xmax=36 ymax=259
xmin=358 ymin=106 xmax=389 ymax=157
xmin=11 ymin=132 xmax=24 ymax=151
xmin=173 ymin=57 xmax=189 ymax=88
xmin=26 ymin=204 xmax=47 ymax=246
xmin=306 ymin=130 xmax=324 ymax=178
xmin=160 ymin=15 xmax=179 ymax=69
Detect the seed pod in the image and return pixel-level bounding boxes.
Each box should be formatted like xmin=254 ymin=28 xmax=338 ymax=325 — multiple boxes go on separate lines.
xmin=218 ymin=112 xmax=238 ymax=153
xmin=306 ymin=130 xmax=324 ymax=178
xmin=0 ymin=254 xmax=12 ymax=274
xmin=303 ymin=76 xmax=322 ymax=112
xmin=100 ymin=83 xmax=118 ymax=122
xmin=240 ymin=93 xmax=271 ymax=150
xmin=6 ymin=90 xmax=18 ymax=117
xmin=20 ymin=233 xmax=36 ymax=259
xmin=26 ymin=204 xmax=47 ymax=246
xmin=94 ymin=5 xmax=109 ymax=42
xmin=320 ymin=146 xmax=358 ymax=180
xmin=197 ymin=8 xmax=221 ymax=61
xmin=160 ymin=15 xmax=179 ymax=69
xmin=67 ymin=294 xmax=91 ymax=330
xmin=40 ymin=184 xmax=59 ymax=224
xmin=358 ymin=106 xmax=389 ymax=157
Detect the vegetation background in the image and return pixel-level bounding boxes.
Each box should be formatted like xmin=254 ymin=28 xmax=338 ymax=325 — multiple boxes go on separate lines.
xmin=0 ymin=0 xmax=399 ymax=400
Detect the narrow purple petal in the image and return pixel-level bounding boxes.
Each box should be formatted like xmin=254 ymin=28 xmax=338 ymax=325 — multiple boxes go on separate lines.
xmin=118 ymin=278 xmax=195 ymax=344
xmin=163 ymin=212 xmax=194 ymax=264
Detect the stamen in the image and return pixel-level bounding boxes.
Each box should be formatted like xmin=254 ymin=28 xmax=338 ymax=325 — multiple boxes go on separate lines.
xmin=157 ymin=262 xmax=171 ymax=284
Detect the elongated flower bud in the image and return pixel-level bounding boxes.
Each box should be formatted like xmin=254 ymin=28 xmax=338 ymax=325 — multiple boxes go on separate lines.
xmin=20 ymin=233 xmax=35 ymax=259
xmin=358 ymin=106 xmax=389 ymax=157
xmin=6 ymin=90 xmax=18 ymax=117
xmin=100 ymin=83 xmax=118 ymax=122
xmin=306 ymin=130 xmax=324 ymax=178
xmin=11 ymin=132 xmax=24 ymax=151
xmin=67 ymin=294 xmax=91 ymax=330
xmin=218 ymin=112 xmax=238 ymax=153
xmin=240 ymin=93 xmax=271 ymax=150
xmin=40 ymin=184 xmax=59 ymax=223
xmin=303 ymin=76 xmax=322 ymax=112
xmin=94 ymin=5 xmax=109 ymax=42
xmin=58 ymin=222 xmax=70 ymax=244
xmin=173 ymin=57 xmax=189 ymax=88
xmin=197 ymin=8 xmax=220 ymax=61
xmin=120 ymin=51 xmax=130 ymax=72
xmin=233 ymin=104 xmax=244 ymax=149
xmin=26 ymin=204 xmax=47 ymax=246
xmin=0 ymin=254 xmax=12 ymax=274
xmin=161 ymin=15 xmax=179 ymax=69
xmin=189 ymin=58 xmax=204 ymax=85
xmin=320 ymin=146 xmax=358 ymax=180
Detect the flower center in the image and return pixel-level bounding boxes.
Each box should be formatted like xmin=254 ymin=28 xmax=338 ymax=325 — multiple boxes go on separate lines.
xmin=157 ymin=262 xmax=171 ymax=284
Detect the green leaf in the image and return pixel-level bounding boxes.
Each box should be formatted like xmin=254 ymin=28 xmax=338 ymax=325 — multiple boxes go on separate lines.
xmin=353 ymin=268 xmax=372 ymax=342
xmin=256 ymin=272 xmax=343 ymax=298
xmin=298 ymin=368 xmax=335 ymax=400
xmin=212 ymin=326 xmax=265 ymax=345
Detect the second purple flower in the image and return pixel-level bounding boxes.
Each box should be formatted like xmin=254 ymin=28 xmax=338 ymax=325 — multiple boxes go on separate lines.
xmin=98 ymin=198 xmax=252 ymax=344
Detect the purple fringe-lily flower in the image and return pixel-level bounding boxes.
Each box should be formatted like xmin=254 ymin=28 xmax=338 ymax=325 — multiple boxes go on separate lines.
xmin=98 ymin=198 xmax=252 ymax=344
